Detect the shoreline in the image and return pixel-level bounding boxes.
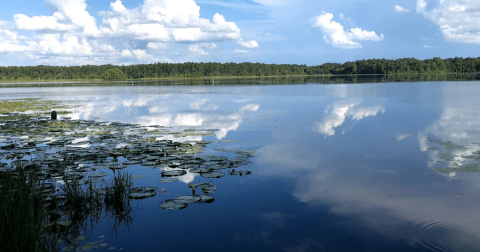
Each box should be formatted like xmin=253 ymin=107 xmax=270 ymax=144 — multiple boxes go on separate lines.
xmin=0 ymin=72 xmax=479 ymax=86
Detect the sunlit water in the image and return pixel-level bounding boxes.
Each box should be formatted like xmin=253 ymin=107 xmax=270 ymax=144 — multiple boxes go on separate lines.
xmin=2 ymin=81 xmax=480 ymax=251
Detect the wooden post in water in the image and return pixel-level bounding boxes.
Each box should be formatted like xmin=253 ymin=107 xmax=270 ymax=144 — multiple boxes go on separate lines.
xmin=51 ymin=110 xmax=57 ymax=120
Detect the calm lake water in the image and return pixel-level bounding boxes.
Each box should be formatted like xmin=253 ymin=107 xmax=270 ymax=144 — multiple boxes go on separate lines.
xmin=2 ymin=81 xmax=480 ymax=251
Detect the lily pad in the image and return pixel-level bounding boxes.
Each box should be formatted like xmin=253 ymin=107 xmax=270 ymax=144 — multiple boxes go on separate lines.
xmin=200 ymin=171 xmax=225 ymax=178
xmin=229 ymin=170 xmax=252 ymax=176
xmin=161 ymin=170 xmax=187 ymax=177
xmin=189 ymin=167 xmax=212 ymax=173
xmin=160 ymin=199 xmax=187 ymax=210
xmin=198 ymin=195 xmax=215 ymax=203
xmin=173 ymin=195 xmax=202 ymax=204
xmin=128 ymin=187 xmax=157 ymax=199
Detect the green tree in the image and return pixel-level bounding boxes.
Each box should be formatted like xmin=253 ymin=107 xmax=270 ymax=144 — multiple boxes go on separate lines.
xmin=101 ymin=68 xmax=127 ymax=81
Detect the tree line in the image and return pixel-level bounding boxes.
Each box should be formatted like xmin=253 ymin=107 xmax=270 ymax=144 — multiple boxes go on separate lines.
xmin=1 ymin=57 xmax=479 ymax=81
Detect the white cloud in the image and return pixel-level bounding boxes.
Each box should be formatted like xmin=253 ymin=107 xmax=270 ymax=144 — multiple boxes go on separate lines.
xmin=14 ymin=0 xmax=100 ymax=36
xmin=347 ymin=28 xmax=384 ymax=41
xmin=313 ymin=100 xmax=385 ymax=137
xmin=238 ymin=38 xmax=259 ymax=48
xmin=416 ymin=0 xmax=428 ymax=13
xmin=311 ymin=12 xmax=384 ymax=49
xmin=394 ymin=5 xmax=411 ymax=12
xmin=14 ymin=13 xmax=74 ymax=31
xmin=122 ymin=49 xmax=133 ymax=57
xmin=99 ymin=0 xmax=240 ymax=42
xmin=416 ymin=0 xmax=480 ymax=44
xmin=188 ymin=43 xmax=217 ymax=55
xmin=132 ymin=49 xmax=148 ymax=59
xmin=1 ymin=0 xmax=253 ymax=65
xmin=147 ymin=42 xmax=167 ymax=50
xmin=189 ymin=44 xmax=207 ymax=55
xmin=27 ymin=34 xmax=93 ymax=55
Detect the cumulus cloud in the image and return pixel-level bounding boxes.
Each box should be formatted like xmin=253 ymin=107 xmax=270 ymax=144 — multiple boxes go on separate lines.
xmin=188 ymin=43 xmax=217 ymax=55
xmin=0 ymin=0 xmax=253 ymax=65
xmin=237 ymin=38 xmax=259 ymax=48
xmin=311 ymin=12 xmax=384 ymax=49
xmin=99 ymin=0 xmax=240 ymax=42
xmin=416 ymin=0 xmax=480 ymax=44
xmin=395 ymin=5 xmax=411 ymax=12
xmin=122 ymin=49 xmax=133 ymax=57
xmin=313 ymin=100 xmax=385 ymax=136
xmin=15 ymin=0 xmax=100 ymax=36
xmin=147 ymin=42 xmax=167 ymax=50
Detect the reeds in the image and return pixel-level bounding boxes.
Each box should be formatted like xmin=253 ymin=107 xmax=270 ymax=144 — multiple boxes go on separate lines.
xmin=0 ymin=167 xmax=48 ymax=252
xmin=0 ymin=167 xmax=134 ymax=251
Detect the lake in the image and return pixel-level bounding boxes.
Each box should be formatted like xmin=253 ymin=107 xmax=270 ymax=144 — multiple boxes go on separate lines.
xmin=1 ymin=80 xmax=480 ymax=251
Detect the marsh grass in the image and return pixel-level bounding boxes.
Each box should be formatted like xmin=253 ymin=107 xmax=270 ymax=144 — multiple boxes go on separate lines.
xmin=0 ymin=166 xmax=135 ymax=251
xmin=0 ymin=167 xmax=48 ymax=252
xmin=103 ymin=172 xmax=134 ymax=235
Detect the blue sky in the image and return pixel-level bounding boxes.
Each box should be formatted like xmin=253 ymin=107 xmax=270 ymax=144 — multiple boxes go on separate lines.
xmin=0 ymin=0 xmax=479 ymax=66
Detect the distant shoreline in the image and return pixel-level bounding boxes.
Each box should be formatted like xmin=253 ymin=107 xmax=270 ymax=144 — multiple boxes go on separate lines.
xmin=0 ymin=73 xmax=478 ymax=87
xmin=1 ymin=57 xmax=480 ymax=83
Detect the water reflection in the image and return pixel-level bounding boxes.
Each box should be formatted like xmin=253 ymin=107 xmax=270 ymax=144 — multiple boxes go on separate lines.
xmin=313 ymin=99 xmax=385 ymax=137
xmin=64 ymin=95 xmax=260 ymax=140
xmin=420 ymin=83 xmax=480 ymax=176
xmin=257 ymin=83 xmax=480 ymax=250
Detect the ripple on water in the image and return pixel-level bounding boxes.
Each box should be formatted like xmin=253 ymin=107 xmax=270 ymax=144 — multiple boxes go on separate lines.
xmin=409 ymin=221 xmax=480 ymax=252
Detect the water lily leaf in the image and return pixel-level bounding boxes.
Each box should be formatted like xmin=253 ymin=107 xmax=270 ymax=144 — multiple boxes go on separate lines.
xmin=200 ymin=171 xmax=225 ymax=178
xmin=189 ymin=167 xmax=212 ymax=173
xmin=160 ymin=199 xmax=187 ymax=210
xmin=129 ymin=187 xmax=157 ymax=199
xmin=198 ymin=195 xmax=215 ymax=203
xmin=173 ymin=195 xmax=202 ymax=204
xmin=229 ymin=170 xmax=252 ymax=176
xmin=161 ymin=170 xmax=186 ymax=177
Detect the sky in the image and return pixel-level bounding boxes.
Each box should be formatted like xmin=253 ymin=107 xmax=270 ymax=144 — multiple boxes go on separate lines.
xmin=0 ymin=0 xmax=480 ymax=66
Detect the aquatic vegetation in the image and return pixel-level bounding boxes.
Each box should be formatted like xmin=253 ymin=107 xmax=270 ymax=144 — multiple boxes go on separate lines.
xmin=0 ymin=98 xmax=257 ymax=249
xmin=0 ymin=167 xmax=49 ymax=252
xmin=426 ymin=138 xmax=466 ymax=151
xmin=426 ymin=137 xmax=480 ymax=174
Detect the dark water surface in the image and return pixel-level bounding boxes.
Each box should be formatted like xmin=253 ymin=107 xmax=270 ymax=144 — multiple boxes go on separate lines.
xmin=2 ymin=81 xmax=480 ymax=251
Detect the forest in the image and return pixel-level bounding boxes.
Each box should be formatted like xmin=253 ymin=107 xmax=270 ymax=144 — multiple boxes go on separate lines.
xmin=1 ymin=56 xmax=479 ymax=82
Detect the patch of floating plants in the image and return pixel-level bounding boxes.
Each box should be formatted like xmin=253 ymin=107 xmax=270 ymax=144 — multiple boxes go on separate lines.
xmin=426 ymin=137 xmax=480 ymax=174
xmin=0 ymin=99 xmax=257 ymax=248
